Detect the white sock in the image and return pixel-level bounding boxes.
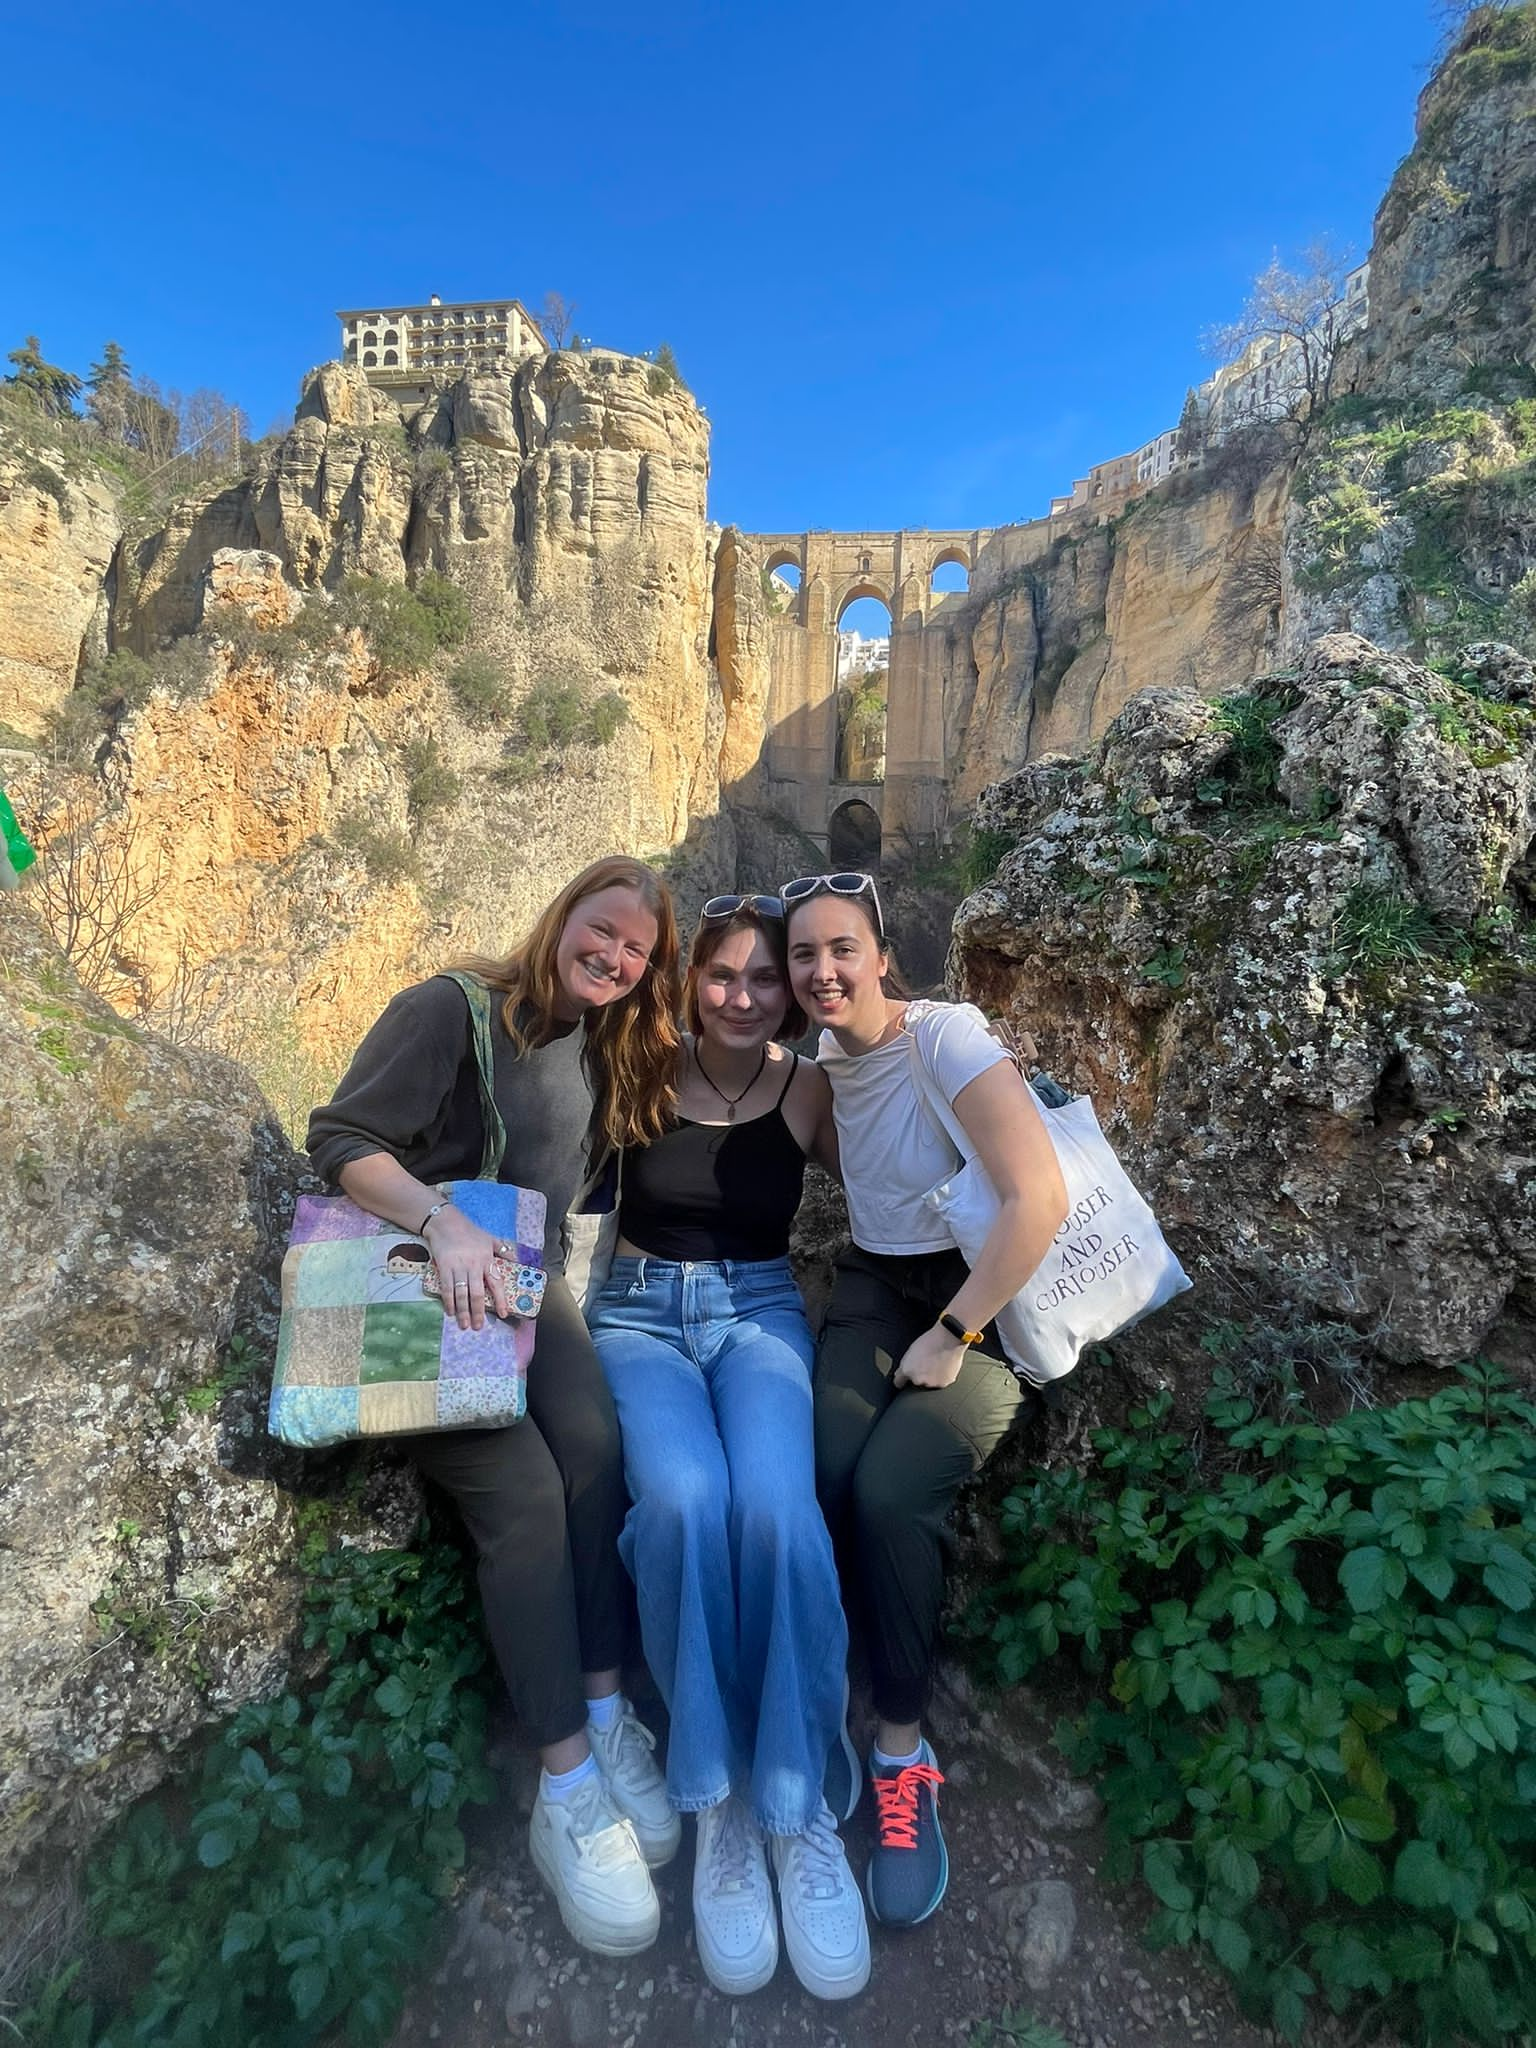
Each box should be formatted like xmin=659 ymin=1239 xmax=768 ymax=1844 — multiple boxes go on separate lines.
xmin=541 ymin=1754 xmax=600 ymax=1803
xmin=585 ymin=1692 xmax=624 ymax=1731
xmin=872 ymin=1741 xmax=924 ymax=1771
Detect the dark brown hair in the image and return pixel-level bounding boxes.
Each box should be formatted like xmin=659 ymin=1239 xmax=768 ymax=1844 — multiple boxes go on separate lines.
xmin=455 ymin=855 xmax=682 ymax=1148
xmin=683 ymin=904 xmax=805 ymax=1041
xmin=782 ymin=887 xmax=910 ymax=998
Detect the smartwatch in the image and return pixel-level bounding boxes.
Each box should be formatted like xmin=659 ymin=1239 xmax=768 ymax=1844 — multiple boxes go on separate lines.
xmin=939 ymin=1312 xmax=984 ymax=1347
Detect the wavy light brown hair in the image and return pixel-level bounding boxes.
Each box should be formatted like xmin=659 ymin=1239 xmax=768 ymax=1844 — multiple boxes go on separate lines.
xmin=456 ymin=856 xmax=682 ymax=1149
xmin=683 ymin=904 xmax=805 ymax=1042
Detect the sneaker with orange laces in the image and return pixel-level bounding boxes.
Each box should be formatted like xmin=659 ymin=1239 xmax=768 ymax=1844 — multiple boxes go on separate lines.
xmin=866 ymin=1741 xmax=947 ymax=1928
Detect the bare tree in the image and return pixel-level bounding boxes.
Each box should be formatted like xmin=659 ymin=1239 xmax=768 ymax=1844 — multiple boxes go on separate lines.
xmin=539 ymin=292 xmax=580 ymax=350
xmin=1206 ymin=242 xmax=1358 ymax=446
xmin=12 ymin=781 xmax=168 ymax=1007
xmin=138 ymin=937 xmax=233 ymax=1049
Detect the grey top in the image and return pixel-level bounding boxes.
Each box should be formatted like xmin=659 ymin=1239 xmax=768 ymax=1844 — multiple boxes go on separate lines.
xmin=306 ymin=976 xmax=594 ymax=1265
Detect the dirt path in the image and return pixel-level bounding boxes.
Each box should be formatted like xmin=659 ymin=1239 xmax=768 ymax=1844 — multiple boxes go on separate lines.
xmin=390 ymin=1669 xmax=1313 ymax=2048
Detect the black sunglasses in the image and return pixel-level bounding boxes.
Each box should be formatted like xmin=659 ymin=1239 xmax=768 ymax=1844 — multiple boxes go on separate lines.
xmin=700 ymin=893 xmax=786 ymax=924
xmin=779 ymin=872 xmax=885 ymax=940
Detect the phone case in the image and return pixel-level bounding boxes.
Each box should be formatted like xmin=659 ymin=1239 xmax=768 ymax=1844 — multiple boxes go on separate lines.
xmin=423 ymin=1257 xmax=547 ymax=1319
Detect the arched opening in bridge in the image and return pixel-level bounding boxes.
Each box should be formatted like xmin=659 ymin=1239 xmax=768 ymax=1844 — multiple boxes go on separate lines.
xmin=764 ymin=554 xmax=801 ymax=617
xmin=835 ymin=592 xmax=890 ymax=784
xmin=829 ymin=798 xmax=882 ymax=873
xmin=930 ymin=552 xmax=970 ymax=596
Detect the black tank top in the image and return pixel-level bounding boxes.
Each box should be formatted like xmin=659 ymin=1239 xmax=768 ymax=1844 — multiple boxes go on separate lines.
xmin=619 ymin=1057 xmax=807 ymax=1261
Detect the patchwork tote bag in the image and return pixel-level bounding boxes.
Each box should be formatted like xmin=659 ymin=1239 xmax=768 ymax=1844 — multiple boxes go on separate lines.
xmin=906 ymin=1009 xmax=1190 ymax=1387
xmin=268 ymin=973 xmax=544 ymax=1449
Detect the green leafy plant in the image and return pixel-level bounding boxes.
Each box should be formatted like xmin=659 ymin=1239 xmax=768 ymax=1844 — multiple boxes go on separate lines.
xmin=184 ymin=1331 xmax=256 ymax=1417
xmin=965 ymin=2007 xmax=1071 ymax=2048
xmin=962 ymin=1360 xmax=1536 ymax=2045
xmin=24 ymin=1537 xmax=494 ymax=2047
xmin=1142 ymin=945 xmax=1188 ymax=989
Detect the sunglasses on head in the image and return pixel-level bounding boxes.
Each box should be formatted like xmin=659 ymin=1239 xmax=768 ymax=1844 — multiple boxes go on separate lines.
xmin=700 ymin=893 xmax=786 ymax=924
xmin=779 ymin=872 xmax=885 ymax=940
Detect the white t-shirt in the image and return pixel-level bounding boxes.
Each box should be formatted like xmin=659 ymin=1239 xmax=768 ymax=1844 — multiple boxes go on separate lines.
xmin=818 ymin=999 xmax=1010 ymax=1255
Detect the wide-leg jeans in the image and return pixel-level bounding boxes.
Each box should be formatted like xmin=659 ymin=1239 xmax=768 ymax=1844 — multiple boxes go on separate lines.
xmin=589 ymin=1254 xmax=848 ymax=1836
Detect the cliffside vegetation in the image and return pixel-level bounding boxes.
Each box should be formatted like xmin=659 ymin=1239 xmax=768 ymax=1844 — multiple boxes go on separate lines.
xmin=963 ymin=1359 xmax=1536 ymax=2046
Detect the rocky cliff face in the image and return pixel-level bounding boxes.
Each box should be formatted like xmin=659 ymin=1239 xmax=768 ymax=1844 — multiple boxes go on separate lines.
xmin=1358 ymin=8 xmax=1536 ymax=406
xmin=954 ymin=632 xmax=1536 ymax=1373
xmin=0 ymin=897 xmax=420 ymax=1879
xmin=945 ymin=459 xmax=1289 ymax=802
xmin=1282 ymin=10 xmax=1536 ymax=664
xmin=0 ymin=446 xmax=120 ymax=739
xmin=9 ymin=353 xmax=728 ymax=1103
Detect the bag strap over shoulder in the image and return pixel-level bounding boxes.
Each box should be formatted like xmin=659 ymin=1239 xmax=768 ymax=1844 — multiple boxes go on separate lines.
xmin=904 ymin=1026 xmax=977 ymax=1168
xmin=441 ymin=972 xmax=507 ymax=1180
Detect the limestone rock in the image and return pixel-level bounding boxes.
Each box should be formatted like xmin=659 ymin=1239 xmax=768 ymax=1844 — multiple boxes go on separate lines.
xmin=1360 ymin=12 xmax=1536 ymax=406
xmin=0 ymin=899 xmax=283 ymax=1869
xmin=712 ymin=526 xmax=774 ymax=793
xmin=988 ymin=1880 xmax=1079 ymax=1992
xmin=295 ymin=359 xmax=389 ymax=429
xmin=199 ymin=547 xmax=298 ymax=629
xmin=0 ymin=446 xmax=121 ymax=738
xmin=955 ymin=633 xmax=1536 ymax=1369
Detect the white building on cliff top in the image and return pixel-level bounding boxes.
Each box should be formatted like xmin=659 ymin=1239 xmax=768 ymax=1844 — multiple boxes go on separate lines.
xmin=337 ymin=296 xmax=548 ymax=406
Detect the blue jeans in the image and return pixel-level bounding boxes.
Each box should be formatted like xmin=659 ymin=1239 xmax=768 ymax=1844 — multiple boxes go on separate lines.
xmin=588 ymin=1255 xmax=848 ymax=1835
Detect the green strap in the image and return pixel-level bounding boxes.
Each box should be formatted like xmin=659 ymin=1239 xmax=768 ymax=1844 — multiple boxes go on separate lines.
xmin=442 ymin=972 xmax=507 ymax=1180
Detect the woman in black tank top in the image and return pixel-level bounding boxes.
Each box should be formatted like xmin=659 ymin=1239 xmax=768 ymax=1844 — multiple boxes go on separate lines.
xmin=585 ymin=901 xmax=872 ymax=2002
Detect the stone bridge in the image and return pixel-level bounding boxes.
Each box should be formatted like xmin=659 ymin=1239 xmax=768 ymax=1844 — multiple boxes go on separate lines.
xmin=738 ymin=528 xmax=990 ymax=861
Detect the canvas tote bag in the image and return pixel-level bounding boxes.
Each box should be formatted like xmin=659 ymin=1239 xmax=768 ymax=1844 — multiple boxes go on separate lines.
xmin=906 ymin=1008 xmax=1190 ymax=1386
xmin=562 ymin=1145 xmax=624 ymax=1315
xmin=267 ymin=974 xmax=543 ymax=1449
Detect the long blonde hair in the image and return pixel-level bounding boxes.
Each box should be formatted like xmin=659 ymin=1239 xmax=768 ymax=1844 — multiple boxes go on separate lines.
xmin=455 ymin=856 xmax=681 ymax=1149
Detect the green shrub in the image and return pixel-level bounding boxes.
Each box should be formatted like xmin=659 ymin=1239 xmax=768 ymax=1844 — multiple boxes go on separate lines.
xmin=517 ymin=676 xmax=628 ymax=752
xmin=1207 ymin=688 xmax=1298 ymax=806
xmin=401 ymin=736 xmax=461 ymax=824
xmin=586 ymin=690 xmax=629 ymax=744
xmin=446 ymin=651 xmax=512 ymax=723
xmin=333 ymin=812 xmax=418 ymax=883
xmin=520 ymin=678 xmax=588 ymax=749
xmin=412 ymin=572 xmax=471 ymax=651
xmin=1328 ymin=885 xmax=1447 ymax=973
xmin=963 ymin=1360 xmax=1536 ymax=2045
xmin=962 ymin=824 xmax=1019 ymax=891
xmin=646 ymin=341 xmax=684 ymax=396
xmin=44 ymin=646 xmax=214 ymax=760
xmin=21 ymin=1537 xmax=494 ymax=2047
xmin=330 ymin=574 xmax=469 ymax=680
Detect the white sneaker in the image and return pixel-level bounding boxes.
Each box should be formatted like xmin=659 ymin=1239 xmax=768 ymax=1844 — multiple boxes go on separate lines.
xmin=771 ymin=1801 xmax=871 ymax=2000
xmin=588 ymin=1700 xmax=682 ymax=1868
xmin=528 ymin=1769 xmax=660 ymax=1958
xmin=692 ymin=1796 xmax=778 ymax=1995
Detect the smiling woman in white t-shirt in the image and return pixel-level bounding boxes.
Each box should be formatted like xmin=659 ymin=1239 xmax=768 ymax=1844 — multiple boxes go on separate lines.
xmin=781 ymin=871 xmax=1069 ymax=1935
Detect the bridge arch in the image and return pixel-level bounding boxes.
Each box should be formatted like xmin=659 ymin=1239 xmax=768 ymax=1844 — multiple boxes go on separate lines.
xmin=763 ymin=546 xmax=803 ymax=578
xmin=833 ymin=579 xmax=893 ymax=621
xmin=828 ymin=797 xmax=882 ymax=872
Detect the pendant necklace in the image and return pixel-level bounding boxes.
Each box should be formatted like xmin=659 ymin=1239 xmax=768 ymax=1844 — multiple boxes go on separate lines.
xmin=694 ymin=1043 xmax=767 ymax=1122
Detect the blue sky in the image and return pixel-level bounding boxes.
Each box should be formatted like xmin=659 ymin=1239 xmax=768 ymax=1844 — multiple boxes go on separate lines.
xmin=3 ymin=0 xmax=1442 ymax=540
